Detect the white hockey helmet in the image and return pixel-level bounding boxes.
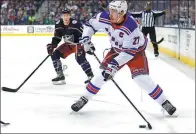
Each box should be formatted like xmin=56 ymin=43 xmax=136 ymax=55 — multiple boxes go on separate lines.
xmin=109 ymin=0 xmax=128 ymax=15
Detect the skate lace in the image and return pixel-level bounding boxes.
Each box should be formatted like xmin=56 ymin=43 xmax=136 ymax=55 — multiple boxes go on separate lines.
xmin=57 ymin=73 xmax=64 ymax=78
xmin=163 ymin=102 xmax=173 ymax=112
xmin=75 ymin=98 xmax=85 ymax=108
xmin=88 ymin=76 xmax=93 ymax=80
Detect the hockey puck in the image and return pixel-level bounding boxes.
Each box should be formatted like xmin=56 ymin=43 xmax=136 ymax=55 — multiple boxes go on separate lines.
xmin=139 ymin=125 xmax=146 ymax=128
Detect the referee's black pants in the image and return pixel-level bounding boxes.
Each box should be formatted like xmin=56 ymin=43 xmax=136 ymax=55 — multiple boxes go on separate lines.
xmin=142 ymin=27 xmax=159 ymax=55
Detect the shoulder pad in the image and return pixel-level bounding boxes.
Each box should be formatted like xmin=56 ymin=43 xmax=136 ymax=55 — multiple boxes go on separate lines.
xmin=122 ymin=16 xmax=138 ymax=35
xmin=56 ymin=19 xmax=61 ymax=24
xmin=72 ymin=20 xmax=77 ymax=24
xmin=55 ymin=19 xmax=64 ymax=28
xmin=100 ymin=11 xmax=110 ymax=20
xmin=55 ymin=19 xmax=63 ymax=25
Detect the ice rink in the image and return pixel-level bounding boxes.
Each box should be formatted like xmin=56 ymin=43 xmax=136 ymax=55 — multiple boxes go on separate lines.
xmin=1 ymin=36 xmax=195 ymax=133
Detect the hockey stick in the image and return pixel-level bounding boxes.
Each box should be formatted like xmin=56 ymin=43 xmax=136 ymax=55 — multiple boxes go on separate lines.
xmin=2 ymin=55 xmax=50 ymax=93
xmin=92 ymin=53 xmax=152 ymax=130
xmin=1 ymin=120 xmax=10 ymax=125
xmin=151 ymin=37 xmax=164 ymax=45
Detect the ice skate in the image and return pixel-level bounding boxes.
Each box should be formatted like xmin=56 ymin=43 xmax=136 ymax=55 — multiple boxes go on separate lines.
xmin=52 ymin=74 xmax=66 ymax=85
xmin=71 ymin=96 xmax=88 ymax=112
xmin=161 ymin=100 xmax=178 ymax=117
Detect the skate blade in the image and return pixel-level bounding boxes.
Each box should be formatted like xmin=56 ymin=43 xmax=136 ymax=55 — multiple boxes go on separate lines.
xmin=52 ymin=80 xmax=66 ymax=85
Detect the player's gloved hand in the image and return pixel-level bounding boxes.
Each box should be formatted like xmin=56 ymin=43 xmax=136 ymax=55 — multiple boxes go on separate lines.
xmin=47 ymin=43 xmax=56 ymax=55
xmin=85 ymin=44 xmax=95 ymax=55
xmin=79 ymin=36 xmax=95 ymax=55
xmin=102 ymin=59 xmax=119 ymax=81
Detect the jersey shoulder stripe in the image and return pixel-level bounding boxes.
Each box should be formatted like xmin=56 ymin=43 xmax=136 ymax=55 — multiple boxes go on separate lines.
xmin=119 ymin=28 xmax=130 ymax=35
xmin=119 ymin=26 xmax=131 ymax=35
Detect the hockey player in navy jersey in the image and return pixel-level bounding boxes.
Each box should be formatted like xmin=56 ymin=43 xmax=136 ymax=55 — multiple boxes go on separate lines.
xmin=71 ymin=0 xmax=177 ymax=116
xmin=47 ymin=9 xmax=94 ymax=84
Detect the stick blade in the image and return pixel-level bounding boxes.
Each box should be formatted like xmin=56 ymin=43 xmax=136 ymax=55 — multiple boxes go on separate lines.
xmin=2 ymin=87 xmax=18 ymax=92
xmin=158 ymin=37 xmax=164 ymax=44
xmin=1 ymin=121 xmax=10 ymax=125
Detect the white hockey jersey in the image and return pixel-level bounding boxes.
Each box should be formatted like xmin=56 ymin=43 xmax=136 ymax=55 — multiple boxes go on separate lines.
xmin=82 ymin=11 xmax=148 ymax=66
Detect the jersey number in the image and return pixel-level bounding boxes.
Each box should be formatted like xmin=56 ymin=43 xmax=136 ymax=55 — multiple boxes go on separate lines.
xmin=133 ymin=36 xmax=140 ymax=45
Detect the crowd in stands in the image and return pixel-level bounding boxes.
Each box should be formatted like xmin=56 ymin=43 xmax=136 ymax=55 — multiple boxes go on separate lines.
xmin=1 ymin=0 xmax=195 ymax=28
xmin=40 ymin=0 xmax=110 ymax=24
xmin=1 ymin=0 xmax=44 ymax=25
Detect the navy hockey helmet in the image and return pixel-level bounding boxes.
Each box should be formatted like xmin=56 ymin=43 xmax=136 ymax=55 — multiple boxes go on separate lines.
xmin=61 ymin=8 xmax=71 ymax=14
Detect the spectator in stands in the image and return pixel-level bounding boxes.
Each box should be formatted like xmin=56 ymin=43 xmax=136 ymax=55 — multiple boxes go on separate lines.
xmin=28 ymin=11 xmax=36 ymax=25
xmin=1 ymin=0 xmax=43 ymax=25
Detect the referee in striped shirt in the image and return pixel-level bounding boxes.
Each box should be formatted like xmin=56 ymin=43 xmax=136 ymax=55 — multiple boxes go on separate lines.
xmin=131 ymin=2 xmax=166 ymax=57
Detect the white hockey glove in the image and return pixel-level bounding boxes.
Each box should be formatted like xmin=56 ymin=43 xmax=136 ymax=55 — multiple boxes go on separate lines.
xmin=102 ymin=59 xmax=119 ymax=81
xmin=79 ymin=36 xmax=95 ymax=55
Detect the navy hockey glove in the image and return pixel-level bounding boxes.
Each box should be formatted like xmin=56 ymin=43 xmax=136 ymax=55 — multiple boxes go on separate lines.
xmin=79 ymin=36 xmax=95 ymax=55
xmin=47 ymin=43 xmax=56 ymax=55
xmin=102 ymin=59 xmax=119 ymax=81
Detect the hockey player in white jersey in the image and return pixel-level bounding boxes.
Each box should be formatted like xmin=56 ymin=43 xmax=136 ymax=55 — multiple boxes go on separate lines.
xmin=71 ymin=0 xmax=177 ymax=116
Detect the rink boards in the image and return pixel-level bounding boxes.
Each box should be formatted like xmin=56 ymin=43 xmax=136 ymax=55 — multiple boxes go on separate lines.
xmin=1 ymin=25 xmax=195 ymax=67
xmin=153 ymin=27 xmax=195 ymax=67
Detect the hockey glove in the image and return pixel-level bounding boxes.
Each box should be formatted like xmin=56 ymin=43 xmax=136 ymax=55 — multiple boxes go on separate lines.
xmin=47 ymin=43 xmax=56 ymax=55
xmin=79 ymin=36 xmax=95 ymax=55
xmin=102 ymin=59 xmax=119 ymax=81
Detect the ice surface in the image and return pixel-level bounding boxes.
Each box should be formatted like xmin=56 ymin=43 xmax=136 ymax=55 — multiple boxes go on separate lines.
xmin=1 ymin=36 xmax=195 ymax=133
